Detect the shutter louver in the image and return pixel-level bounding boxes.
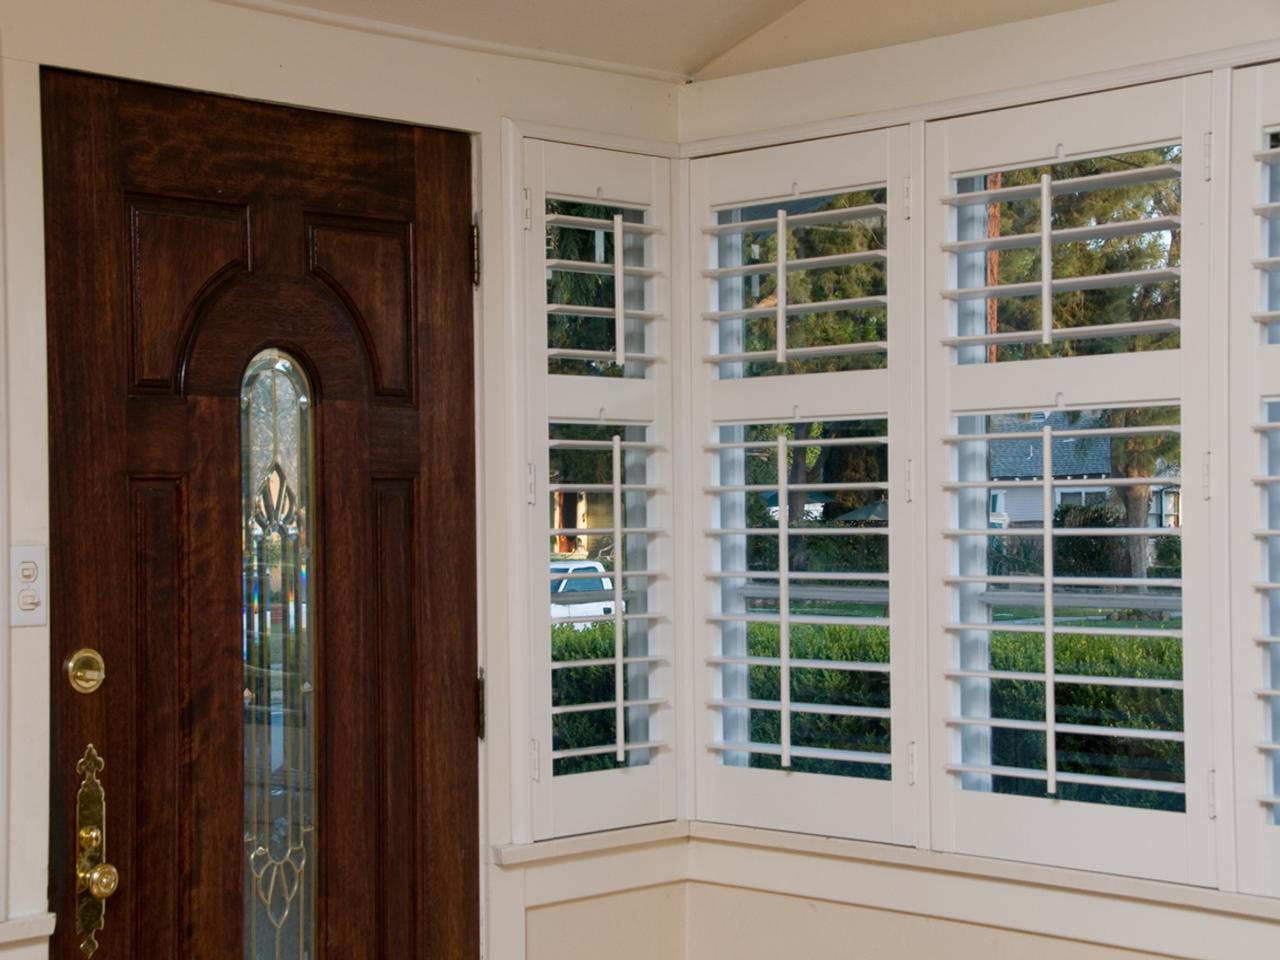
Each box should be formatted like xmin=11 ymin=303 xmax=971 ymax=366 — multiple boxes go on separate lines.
xmin=941 ymin=151 xmax=1182 ymax=360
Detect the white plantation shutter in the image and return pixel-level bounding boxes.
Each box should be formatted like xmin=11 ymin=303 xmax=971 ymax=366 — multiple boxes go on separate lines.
xmin=924 ymin=77 xmax=1217 ymax=884
xmin=690 ymin=128 xmax=924 ymax=843
xmin=523 ymin=140 xmax=675 ymax=838
xmin=1229 ymin=62 xmax=1280 ymax=897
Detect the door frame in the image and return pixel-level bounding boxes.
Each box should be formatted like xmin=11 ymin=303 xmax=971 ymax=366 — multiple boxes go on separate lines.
xmin=38 ymin=68 xmax=485 ymax=958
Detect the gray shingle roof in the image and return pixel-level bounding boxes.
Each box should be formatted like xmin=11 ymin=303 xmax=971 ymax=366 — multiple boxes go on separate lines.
xmin=987 ymin=411 xmax=1112 ymax=479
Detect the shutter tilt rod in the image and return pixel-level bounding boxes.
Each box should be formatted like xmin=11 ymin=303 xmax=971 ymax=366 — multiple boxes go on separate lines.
xmin=612 ymin=434 xmax=626 ymax=764
xmin=1040 ymin=174 xmax=1053 ymax=346
xmin=777 ymin=432 xmax=792 ymax=768
xmin=613 ymin=214 xmax=627 ymax=368
xmin=1042 ymin=423 xmax=1058 ymax=794
xmin=776 ymin=209 xmax=788 ymax=365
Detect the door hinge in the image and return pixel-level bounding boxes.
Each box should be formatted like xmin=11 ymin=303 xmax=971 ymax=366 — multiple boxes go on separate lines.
xmin=904 ymin=458 xmax=914 ymax=504
xmin=471 ymin=217 xmax=481 ymax=287
xmin=525 ymin=461 xmax=537 ymax=505
xmin=1203 ymin=131 xmax=1213 ymax=181
xmin=521 ymin=186 xmax=533 ymax=231
xmin=1203 ymin=450 xmax=1212 ymax=501
xmin=903 ymin=176 xmax=913 ymax=221
xmin=476 ymin=668 xmax=486 ymax=740
xmin=907 ymin=740 xmax=918 ymax=785
xmin=1208 ymin=768 xmax=1218 ymax=820
xmin=530 ymin=738 xmax=541 ymax=782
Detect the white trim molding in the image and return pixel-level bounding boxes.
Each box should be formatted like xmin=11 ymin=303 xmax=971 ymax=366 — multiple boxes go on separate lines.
xmin=495 ymin=822 xmax=1280 ymax=958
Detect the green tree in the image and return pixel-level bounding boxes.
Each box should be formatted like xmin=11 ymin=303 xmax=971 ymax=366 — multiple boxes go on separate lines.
xmin=977 ymin=146 xmax=1182 ymax=360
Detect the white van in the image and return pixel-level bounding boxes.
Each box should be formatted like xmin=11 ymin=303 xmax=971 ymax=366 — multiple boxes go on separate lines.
xmin=550 ymin=560 xmax=618 ymax=629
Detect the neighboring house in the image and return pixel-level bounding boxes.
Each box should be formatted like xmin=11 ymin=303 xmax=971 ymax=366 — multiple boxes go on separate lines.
xmin=985 ymin=411 xmax=1180 ymax=529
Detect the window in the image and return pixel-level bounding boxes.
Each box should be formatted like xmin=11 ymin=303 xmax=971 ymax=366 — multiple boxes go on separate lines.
xmin=524 ymin=140 xmax=675 ymax=837
xmin=945 ymin=406 xmax=1185 ymax=812
xmin=944 ymin=149 xmax=1182 ymax=363
xmin=691 ymin=129 xmax=922 ymax=842
xmin=513 ymin=67 xmax=1280 ymax=897
xmin=1229 ymin=63 xmax=1280 ymax=897
xmin=925 ymin=78 xmax=1216 ymax=883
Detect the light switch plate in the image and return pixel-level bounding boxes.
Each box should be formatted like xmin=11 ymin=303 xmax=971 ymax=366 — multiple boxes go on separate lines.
xmin=10 ymin=544 xmax=48 ymax=627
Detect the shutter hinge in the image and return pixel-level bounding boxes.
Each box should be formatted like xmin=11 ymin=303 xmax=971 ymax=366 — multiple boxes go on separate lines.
xmin=1203 ymin=132 xmax=1213 ymax=181
xmin=476 ymin=668 xmax=486 ymax=740
xmin=522 ymin=186 xmax=533 ymax=231
xmin=907 ymin=740 xmax=918 ymax=785
xmin=904 ymin=458 xmax=914 ymax=503
xmin=530 ymin=738 xmax=542 ymax=782
xmin=1203 ymin=450 xmax=1212 ymax=501
xmin=1208 ymin=768 xmax=1218 ymax=820
xmin=903 ymin=176 xmax=913 ymax=221
xmin=471 ymin=217 xmax=481 ymax=287
xmin=526 ymin=461 xmax=537 ymax=505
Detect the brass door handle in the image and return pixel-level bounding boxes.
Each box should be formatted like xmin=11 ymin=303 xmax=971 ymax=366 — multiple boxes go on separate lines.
xmin=78 ymin=861 xmax=119 ymax=900
xmin=74 ymin=744 xmax=117 ymax=956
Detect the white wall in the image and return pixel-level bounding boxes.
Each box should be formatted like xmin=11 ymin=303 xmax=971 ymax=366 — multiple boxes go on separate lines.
xmin=678 ymin=0 xmax=1280 ymax=145
xmin=685 ymin=884 xmax=1177 ymax=960
xmin=0 ymin=0 xmax=677 ymax=955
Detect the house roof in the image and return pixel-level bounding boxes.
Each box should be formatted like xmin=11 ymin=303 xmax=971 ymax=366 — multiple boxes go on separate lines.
xmin=987 ymin=412 xmax=1112 ymax=479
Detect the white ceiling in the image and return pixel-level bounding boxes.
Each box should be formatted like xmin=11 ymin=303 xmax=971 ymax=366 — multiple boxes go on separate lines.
xmin=241 ymin=0 xmax=1113 ymax=80
xmin=696 ymin=0 xmax=1113 ymax=79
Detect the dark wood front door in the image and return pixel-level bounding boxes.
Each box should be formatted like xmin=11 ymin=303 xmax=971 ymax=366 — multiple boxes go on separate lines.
xmin=42 ymin=69 xmax=478 ymax=960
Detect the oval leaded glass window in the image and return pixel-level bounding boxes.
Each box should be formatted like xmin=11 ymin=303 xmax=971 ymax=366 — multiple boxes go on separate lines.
xmin=242 ymin=349 xmax=316 ymax=960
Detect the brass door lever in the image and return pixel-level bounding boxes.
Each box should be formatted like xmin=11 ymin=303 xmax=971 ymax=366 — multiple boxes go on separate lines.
xmin=74 ymin=744 xmax=117 ymax=956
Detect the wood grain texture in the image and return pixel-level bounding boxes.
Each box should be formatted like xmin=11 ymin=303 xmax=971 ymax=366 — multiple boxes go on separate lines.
xmin=309 ymin=215 xmax=415 ymax=400
xmin=127 ymin=195 xmax=249 ymax=393
xmin=44 ymin=68 xmax=477 ymax=960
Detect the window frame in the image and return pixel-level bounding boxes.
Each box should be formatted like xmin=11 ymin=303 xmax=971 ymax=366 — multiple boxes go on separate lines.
xmin=923 ymin=77 xmax=1219 ymax=885
xmin=522 ymin=139 xmax=677 ymax=838
xmin=1228 ymin=61 xmax=1280 ymax=898
xmin=506 ymin=65 xmax=1280 ymax=900
xmin=687 ymin=127 xmax=926 ymax=844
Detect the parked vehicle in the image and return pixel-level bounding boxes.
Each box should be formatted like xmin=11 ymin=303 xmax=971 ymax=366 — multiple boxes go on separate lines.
xmin=550 ymin=560 xmax=619 ymax=629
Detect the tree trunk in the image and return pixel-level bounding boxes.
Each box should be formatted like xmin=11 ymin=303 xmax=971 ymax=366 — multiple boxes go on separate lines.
xmin=1115 ymin=481 xmax=1151 ymax=581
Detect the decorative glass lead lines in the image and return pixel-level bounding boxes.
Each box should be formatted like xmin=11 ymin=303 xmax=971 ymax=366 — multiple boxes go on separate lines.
xmin=241 ymin=349 xmax=315 ymax=960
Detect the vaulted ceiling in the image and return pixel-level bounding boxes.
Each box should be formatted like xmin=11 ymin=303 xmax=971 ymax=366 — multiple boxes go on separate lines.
xmin=233 ymin=0 xmax=1113 ymax=80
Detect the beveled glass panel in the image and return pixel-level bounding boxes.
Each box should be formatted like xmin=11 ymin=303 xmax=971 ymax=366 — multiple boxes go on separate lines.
xmin=242 ymin=350 xmax=315 ymax=960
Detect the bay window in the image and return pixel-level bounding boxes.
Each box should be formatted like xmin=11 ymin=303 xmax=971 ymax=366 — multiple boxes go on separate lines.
xmin=513 ymin=64 xmax=1280 ymax=897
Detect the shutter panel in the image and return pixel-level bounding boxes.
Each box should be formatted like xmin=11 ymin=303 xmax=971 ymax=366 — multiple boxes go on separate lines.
xmin=1229 ymin=63 xmax=1280 ymax=897
xmin=925 ymin=77 xmax=1217 ymax=884
xmin=691 ymin=128 xmax=921 ymax=843
xmin=525 ymin=140 xmax=675 ymax=838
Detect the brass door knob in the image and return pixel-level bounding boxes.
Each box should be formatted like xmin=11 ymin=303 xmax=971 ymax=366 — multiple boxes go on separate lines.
xmin=78 ymin=862 xmax=119 ymax=900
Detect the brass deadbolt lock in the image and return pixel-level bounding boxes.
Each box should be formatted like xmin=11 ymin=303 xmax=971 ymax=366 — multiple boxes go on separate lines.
xmin=66 ymin=648 xmax=105 ymax=695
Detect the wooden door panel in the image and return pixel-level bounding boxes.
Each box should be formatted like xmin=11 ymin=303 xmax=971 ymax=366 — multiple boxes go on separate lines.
xmin=130 ymin=478 xmax=187 ymax=959
xmin=307 ymin=215 xmax=415 ymax=400
xmin=126 ymin=194 xmax=250 ymax=393
xmin=43 ymin=68 xmax=478 ymax=960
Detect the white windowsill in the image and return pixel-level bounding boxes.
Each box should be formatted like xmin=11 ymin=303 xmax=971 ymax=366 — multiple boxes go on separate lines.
xmin=494 ymin=819 xmax=1280 ymax=924
xmin=0 ymin=913 xmax=55 ymax=945
xmin=493 ymin=820 xmax=691 ymax=866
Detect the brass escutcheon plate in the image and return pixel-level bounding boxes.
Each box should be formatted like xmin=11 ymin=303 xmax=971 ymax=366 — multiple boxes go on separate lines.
xmin=65 ymin=648 xmax=106 ymax=695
